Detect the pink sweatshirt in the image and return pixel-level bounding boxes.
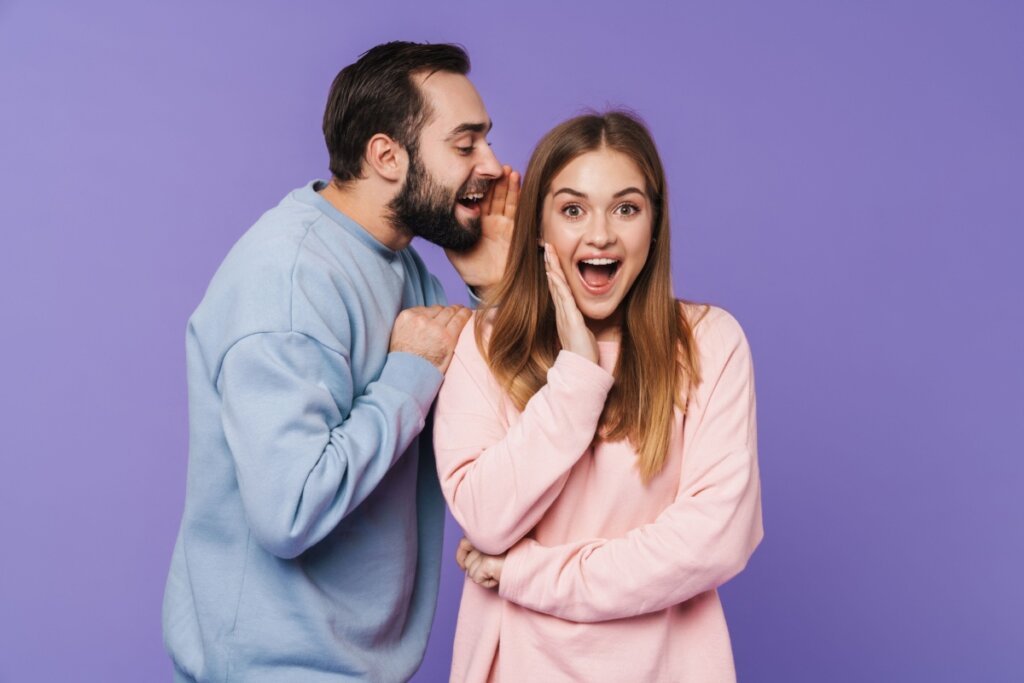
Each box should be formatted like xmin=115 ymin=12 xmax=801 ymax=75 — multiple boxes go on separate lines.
xmin=433 ymin=305 xmax=763 ymax=683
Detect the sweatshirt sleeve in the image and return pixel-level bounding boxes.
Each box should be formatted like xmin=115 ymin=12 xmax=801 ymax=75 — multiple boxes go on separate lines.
xmin=497 ymin=311 xmax=763 ymax=622
xmin=433 ymin=325 xmax=615 ymax=555
xmin=218 ymin=330 xmax=442 ymax=559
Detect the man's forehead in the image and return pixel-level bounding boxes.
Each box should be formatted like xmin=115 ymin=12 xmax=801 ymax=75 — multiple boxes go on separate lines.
xmin=416 ymin=71 xmax=490 ymax=132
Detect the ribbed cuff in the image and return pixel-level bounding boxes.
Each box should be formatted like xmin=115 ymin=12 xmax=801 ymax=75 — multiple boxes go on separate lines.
xmin=378 ymin=351 xmax=444 ymax=417
xmin=497 ymin=538 xmax=537 ymax=604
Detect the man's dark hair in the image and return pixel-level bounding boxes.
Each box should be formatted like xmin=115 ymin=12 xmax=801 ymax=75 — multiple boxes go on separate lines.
xmin=323 ymin=41 xmax=470 ymax=183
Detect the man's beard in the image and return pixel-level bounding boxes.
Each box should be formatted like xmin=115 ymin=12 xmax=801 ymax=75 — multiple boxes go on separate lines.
xmin=386 ymin=153 xmax=486 ymax=252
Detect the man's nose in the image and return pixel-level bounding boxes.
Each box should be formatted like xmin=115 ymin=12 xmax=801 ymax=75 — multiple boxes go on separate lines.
xmin=475 ymin=143 xmax=502 ymax=180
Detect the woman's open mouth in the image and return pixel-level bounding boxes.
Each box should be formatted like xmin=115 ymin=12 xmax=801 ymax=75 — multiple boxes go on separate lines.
xmin=576 ymin=257 xmax=621 ymax=295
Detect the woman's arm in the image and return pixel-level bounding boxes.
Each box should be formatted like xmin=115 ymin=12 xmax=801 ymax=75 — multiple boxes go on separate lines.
xmin=434 ymin=330 xmax=614 ymax=555
xmin=434 ymin=244 xmax=613 ymax=555
xmin=495 ymin=310 xmax=763 ymax=622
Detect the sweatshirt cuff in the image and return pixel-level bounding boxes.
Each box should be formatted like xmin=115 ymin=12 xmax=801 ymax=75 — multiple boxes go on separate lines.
xmin=497 ymin=539 xmax=537 ymax=604
xmin=378 ymin=352 xmax=444 ymax=416
xmin=550 ymin=350 xmax=615 ymax=390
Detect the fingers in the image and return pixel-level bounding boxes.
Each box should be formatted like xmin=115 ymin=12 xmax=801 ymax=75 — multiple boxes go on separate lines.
xmin=503 ymin=170 xmax=520 ymax=219
xmin=543 ymin=243 xmax=567 ymax=321
xmin=489 ymin=165 xmax=511 ymax=216
xmin=432 ymin=304 xmax=465 ymax=326
xmin=466 ymin=553 xmax=494 ymax=587
xmin=455 ymin=537 xmax=473 ymax=570
xmin=391 ymin=305 xmax=468 ymax=372
xmin=445 ymin=306 xmax=472 ymax=335
xmin=543 ymin=243 xmax=563 ymax=283
xmin=544 ymin=244 xmax=574 ymax=311
xmin=458 ymin=541 xmax=502 ymax=590
xmin=483 ymin=167 xmax=504 ymax=215
xmin=416 ymin=304 xmax=445 ymax=319
xmin=543 ymin=243 xmax=598 ymax=360
xmin=465 ymin=550 xmax=483 ymax=580
xmin=482 ymin=166 xmax=504 ymax=215
xmin=483 ymin=166 xmax=518 ymax=219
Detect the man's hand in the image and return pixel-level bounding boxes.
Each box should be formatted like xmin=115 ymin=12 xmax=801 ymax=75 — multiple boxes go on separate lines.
xmin=456 ymin=537 xmax=505 ymax=589
xmin=445 ymin=165 xmax=520 ymax=297
xmin=389 ymin=305 xmax=471 ymax=373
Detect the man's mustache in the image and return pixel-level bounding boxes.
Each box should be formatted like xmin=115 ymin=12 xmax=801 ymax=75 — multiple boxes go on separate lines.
xmin=458 ymin=178 xmax=493 ymax=197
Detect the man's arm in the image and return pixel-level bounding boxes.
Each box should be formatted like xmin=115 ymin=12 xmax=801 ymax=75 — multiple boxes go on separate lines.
xmin=219 ymin=306 xmax=469 ymax=560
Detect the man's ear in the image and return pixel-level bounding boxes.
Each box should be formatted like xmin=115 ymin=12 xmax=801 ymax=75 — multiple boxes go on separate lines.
xmin=364 ymin=133 xmax=407 ymax=183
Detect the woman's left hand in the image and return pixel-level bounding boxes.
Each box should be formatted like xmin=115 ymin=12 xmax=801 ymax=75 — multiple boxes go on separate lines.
xmin=456 ymin=537 xmax=506 ymax=589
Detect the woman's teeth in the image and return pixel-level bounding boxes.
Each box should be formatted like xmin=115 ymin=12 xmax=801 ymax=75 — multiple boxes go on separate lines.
xmin=577 ymin=258 xmax=620 ymax=288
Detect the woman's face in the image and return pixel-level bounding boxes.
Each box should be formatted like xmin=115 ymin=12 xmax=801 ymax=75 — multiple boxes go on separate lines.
xmin=541 ymin=148 xmax=654 ymax=334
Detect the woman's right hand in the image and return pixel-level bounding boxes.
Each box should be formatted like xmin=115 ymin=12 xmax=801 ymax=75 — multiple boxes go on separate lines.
xmin=456 ymin=537 xmax=505 ymax=590
xmin=544 ymin=243 xmax=599 ymax=364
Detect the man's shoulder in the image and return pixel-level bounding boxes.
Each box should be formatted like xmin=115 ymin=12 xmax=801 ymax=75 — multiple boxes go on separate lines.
xmin=189 ymin=188 xmax=330 ymax=342
xmin=210 ymin=203 xmax=317 ymax=297
xmin=451 ymin=311 xmax=489 ymax=371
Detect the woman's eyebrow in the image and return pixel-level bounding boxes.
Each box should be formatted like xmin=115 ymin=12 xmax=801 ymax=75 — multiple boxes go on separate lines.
xmin=551 ymin=187 xmax=645 ymax=199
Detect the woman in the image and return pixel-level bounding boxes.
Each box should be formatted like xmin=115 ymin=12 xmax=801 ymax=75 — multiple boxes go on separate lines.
xmin=433 ymin=111 xmax=763 ymax=682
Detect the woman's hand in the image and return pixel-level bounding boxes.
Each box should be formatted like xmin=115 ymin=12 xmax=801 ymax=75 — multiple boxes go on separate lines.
xmin=445 ymin=165 xmax=520 ymax=297
xmin=544 ymin=243 xmax=599 ymax=363
xmin=456 ymin=537 xmax=506 ymax=590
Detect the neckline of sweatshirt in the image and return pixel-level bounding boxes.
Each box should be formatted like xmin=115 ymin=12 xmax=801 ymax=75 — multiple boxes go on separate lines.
xmin=293 ymin=179 xmax=401 ymax=261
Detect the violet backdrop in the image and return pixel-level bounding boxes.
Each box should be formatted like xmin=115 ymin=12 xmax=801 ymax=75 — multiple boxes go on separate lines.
xmin=1 ymin=1 xmax=1021 ymax=681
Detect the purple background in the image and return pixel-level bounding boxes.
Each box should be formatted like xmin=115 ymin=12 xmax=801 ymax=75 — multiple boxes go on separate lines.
xmin=1 ymin=1 xmax=1022 ymax=681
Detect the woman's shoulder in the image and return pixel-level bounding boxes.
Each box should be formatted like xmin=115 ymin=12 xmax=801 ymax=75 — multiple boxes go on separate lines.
xmin=452 ymin=309 xmax=491 ymax=367
xmin=678 ymin=301 xmax=749 ymax=355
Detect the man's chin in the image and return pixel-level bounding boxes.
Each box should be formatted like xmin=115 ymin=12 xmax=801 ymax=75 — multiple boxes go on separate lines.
xmin=441 ymin=221 xmax=481 ymax=253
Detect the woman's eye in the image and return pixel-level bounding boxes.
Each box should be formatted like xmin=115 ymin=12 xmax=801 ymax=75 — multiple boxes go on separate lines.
xmin=616 ymin=203 xmax=640 ymax=217
xmin=562 ymin=204 xmax=583 ymax=219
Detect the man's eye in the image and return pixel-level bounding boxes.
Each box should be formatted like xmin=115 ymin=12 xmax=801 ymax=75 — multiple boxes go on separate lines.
xmin=457 ymin=145 xmax=475 ymax=156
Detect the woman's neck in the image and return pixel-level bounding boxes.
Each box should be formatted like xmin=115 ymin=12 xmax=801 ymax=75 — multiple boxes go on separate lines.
xmin=586 ymin=310 xmax=623 ymax=342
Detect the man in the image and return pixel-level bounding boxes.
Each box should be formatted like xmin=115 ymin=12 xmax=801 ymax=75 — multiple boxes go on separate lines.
xmin=163 ymin=42 xmax=518 ymax=682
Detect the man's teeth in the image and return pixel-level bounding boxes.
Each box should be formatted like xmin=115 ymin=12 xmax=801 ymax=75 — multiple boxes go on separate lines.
xmin=581 ymin=258 xmax=618 ymax=266
xmin=460 ymin=193 xmax=484 ymax=201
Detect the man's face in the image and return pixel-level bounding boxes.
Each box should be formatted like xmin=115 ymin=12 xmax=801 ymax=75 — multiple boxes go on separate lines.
xmin=387 ymin=72 xmax=502 ymax=251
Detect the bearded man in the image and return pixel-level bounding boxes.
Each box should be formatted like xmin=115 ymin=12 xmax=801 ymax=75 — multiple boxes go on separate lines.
xmin=162 ymin=41 xmax=518 ymax=683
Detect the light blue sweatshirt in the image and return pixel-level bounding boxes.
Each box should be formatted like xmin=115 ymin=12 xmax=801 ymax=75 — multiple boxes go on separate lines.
xmin=163 ymin=181 xmax=447 ymax=682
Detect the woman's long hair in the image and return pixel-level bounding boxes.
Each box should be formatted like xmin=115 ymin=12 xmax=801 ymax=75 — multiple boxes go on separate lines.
xmin=477 ymin=111 xmax=703 ymax=482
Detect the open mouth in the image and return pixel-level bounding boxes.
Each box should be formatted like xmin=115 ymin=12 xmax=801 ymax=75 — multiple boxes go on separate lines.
xmin=457 ymin=191 xmax=485 ymax=211
xmin=576 ymin=257 xmax=621 ymax=292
